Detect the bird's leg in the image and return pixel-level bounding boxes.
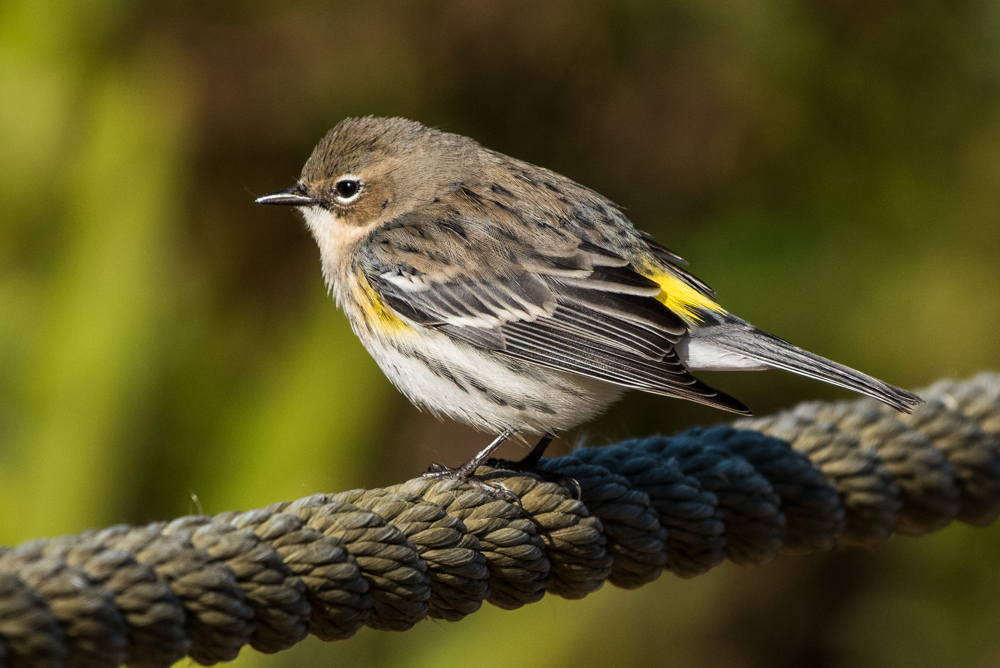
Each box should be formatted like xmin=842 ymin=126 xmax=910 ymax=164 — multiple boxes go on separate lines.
xmin=423 ymin=428 xmax=522 ymax=504
xmin=517 ymin=433 xmax=554 ymax=468
xmin=488 ymin=432 xmax=582 ymax=499
xmin=425 ymin=428 xmax=513 ymax=476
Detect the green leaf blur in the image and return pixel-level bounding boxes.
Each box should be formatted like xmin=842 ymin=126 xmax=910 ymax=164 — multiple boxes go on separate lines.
xmin=1 ymin=1 xmax=999 ymax=666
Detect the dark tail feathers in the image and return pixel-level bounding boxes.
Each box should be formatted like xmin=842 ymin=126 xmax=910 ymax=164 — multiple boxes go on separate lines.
xmin=695 ymin=321 xmax=923 ymax=413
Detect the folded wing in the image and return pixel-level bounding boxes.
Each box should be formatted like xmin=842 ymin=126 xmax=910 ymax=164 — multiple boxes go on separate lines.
xmin=359 ymin=211 xmax=752 ymax=415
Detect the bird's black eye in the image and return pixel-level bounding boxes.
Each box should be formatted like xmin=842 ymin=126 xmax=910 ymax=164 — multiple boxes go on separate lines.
xmin=335 ymin=178 xmax=360 ymax=200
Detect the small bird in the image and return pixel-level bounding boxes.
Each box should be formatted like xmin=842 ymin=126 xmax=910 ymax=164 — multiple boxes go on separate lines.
xmin=256 ymin=116 xmax=921 ymax=494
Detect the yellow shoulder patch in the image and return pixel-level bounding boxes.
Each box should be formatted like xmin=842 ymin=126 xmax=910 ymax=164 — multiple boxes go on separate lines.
xmin=355 ymin=269 xmax=412 ymax=333
xmin=643 ymin=265 xmax=726 ymax=324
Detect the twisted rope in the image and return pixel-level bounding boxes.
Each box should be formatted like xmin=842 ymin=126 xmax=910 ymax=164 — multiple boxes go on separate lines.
xmin=2 ymin=373 xmax=1000 ymax=668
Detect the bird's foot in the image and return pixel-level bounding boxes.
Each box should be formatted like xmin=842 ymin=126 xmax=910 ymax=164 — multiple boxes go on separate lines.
xmin=420 ymin=429 xmax=522 ymax=506
xmin=422 ymin=461 xmax=522 ymax=507
xmin=487 ymin=434 xmax=582 ymax=500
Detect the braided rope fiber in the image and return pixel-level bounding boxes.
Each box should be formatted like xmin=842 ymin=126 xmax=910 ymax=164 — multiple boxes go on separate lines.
xmin=2 ymin=373 xmax=1000 ymax=668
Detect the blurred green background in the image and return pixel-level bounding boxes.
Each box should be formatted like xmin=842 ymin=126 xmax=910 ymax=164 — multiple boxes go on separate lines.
xmin=2 ymin=0 xmax=1000 ymax=666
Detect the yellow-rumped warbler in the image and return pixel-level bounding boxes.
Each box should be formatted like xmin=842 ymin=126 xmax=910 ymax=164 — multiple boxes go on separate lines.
xmin=256 ymin=116 xmax=921 ymax=494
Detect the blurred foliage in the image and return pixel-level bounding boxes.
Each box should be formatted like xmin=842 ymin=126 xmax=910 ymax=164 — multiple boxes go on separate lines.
xmin=2 ymin=0 xmax=1000 ymax=666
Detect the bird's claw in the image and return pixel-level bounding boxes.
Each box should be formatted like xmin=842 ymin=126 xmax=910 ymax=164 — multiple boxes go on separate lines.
xmin=420 ymin=464 xmax=524 ymax=509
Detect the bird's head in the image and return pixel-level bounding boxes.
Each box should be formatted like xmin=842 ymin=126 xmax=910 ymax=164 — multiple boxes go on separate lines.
xmin=256 ymin=116 xmax=480 ymax=248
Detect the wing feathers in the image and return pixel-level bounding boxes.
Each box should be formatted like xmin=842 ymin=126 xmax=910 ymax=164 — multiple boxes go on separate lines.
xmin=557 ymin=285 xmax=688 ymax=337
xmin=360 ymin=215 xmax=749 ymax=413
xmin=544 ymin=305 xmax=675 ymax=360
xmin=556 ymin=266 xmax=664 ymax=296
xmin=503 ymin=322 xmax=749 ymax=413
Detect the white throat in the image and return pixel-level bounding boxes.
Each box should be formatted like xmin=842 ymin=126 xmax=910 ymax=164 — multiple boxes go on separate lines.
xmin=298 ymin=206 xmax=374 ymax=300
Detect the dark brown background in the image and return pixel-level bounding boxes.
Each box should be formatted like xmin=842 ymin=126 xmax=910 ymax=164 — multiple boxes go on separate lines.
xmin=2 ymin=1 xmax=999 ymax=666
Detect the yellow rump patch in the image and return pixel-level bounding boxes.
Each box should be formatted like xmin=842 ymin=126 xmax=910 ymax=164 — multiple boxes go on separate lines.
xmin=645 ymin=267 xmax=725 ymax=324
xmin=355 ymin=269 xmax=412 ymax=333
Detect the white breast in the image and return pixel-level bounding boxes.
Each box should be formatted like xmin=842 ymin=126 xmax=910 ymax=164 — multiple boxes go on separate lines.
xmin=360 ymin=327 xmax=626 ymax=435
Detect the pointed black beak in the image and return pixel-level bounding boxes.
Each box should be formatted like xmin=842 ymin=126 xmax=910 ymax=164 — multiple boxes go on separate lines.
xmin=254 ymin=184 xmax=316 ymax=206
